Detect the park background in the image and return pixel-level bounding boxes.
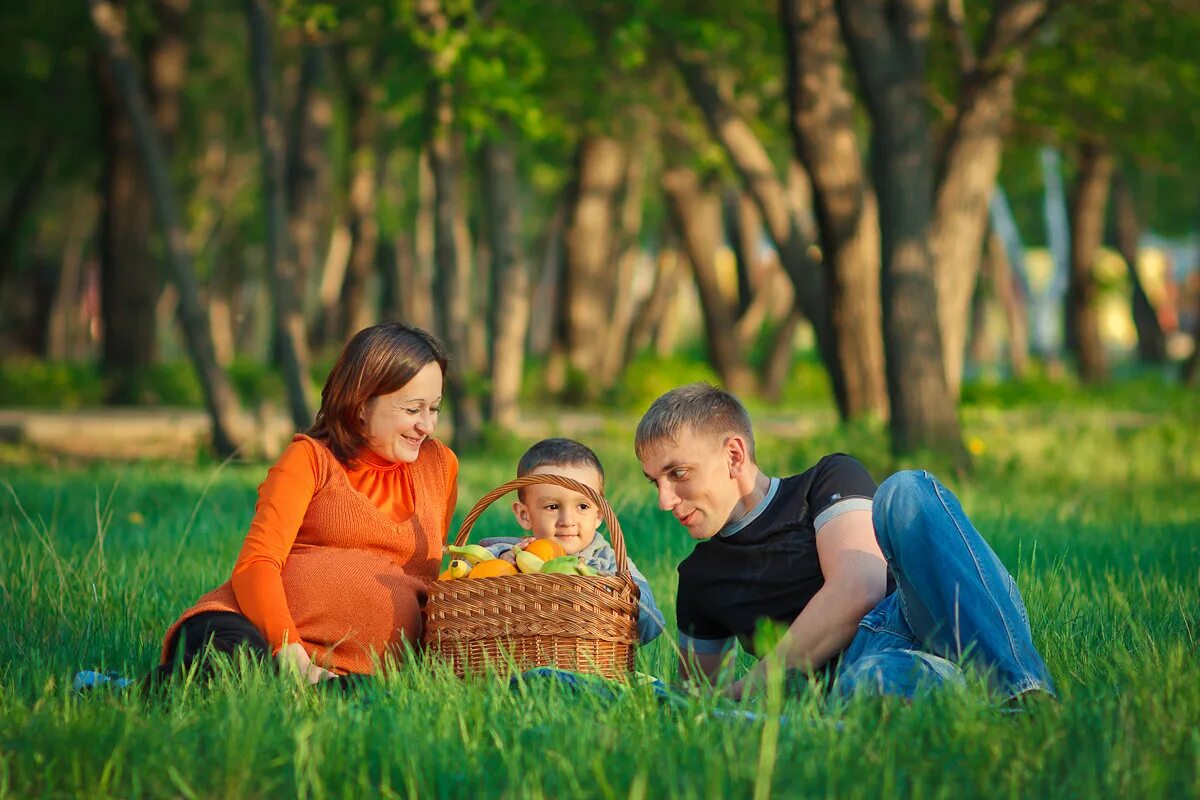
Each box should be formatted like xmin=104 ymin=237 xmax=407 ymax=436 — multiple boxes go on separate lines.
xmin=1 ymin=0 xmax=1198 ymax=797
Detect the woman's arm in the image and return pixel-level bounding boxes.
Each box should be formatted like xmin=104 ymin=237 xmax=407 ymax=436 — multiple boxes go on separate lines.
xmin=229 ymin=440 xmax=320 ymax=655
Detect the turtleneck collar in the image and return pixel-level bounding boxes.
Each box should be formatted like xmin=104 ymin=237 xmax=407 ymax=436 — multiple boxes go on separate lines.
xmin=355 ymin=446 xmax=408 ymax=471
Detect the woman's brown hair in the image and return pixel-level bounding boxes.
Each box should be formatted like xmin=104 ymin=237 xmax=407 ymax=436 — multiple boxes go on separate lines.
xmin=309 ymin=323 xmax=448 ymax=464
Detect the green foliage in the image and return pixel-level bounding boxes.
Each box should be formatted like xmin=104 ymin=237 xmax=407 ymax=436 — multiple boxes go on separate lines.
xmin=0 ymin=360 xmax=104 ymax=408
xmin=1 ymin=394 xmax=1198 ymax=797
xmin=610 ymin=351 xmax=720 ymax=411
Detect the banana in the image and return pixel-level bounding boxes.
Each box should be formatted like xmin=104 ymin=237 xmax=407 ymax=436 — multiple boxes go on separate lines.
xmin=541 ymin=555 xmax=583 ymax=575
xmin=447 ymin=544 xmax=496 ymax=565
xmin=448 ymin=559 xmax=472 ymax=579
xmin=574 ymin=561 xmax=599 ymax=577
xmin=514 ymin=548 xmax=545 ymax=575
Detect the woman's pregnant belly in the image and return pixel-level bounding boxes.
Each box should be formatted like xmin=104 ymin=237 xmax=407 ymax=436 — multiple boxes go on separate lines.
xmin=281 ymin=546 xmax=428 ymax=672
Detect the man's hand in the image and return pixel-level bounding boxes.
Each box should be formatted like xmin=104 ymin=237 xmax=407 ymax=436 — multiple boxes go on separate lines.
xmin=277 ymin=642 xmax=336 ymax=684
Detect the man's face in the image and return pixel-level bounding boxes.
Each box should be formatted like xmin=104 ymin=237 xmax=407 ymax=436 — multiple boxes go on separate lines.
xmin=639 ymin=428 xmax=743 ymax=541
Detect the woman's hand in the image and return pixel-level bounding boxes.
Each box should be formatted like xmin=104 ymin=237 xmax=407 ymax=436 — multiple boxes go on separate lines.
xmin=277 ymin=642 xmax=336 ymax=684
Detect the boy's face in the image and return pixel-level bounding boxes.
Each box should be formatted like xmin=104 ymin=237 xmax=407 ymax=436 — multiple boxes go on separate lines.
xmin=513 ymin=463 xmax=604 ymax=555
xmin=639 ymin=427 xmax=745 ymax=541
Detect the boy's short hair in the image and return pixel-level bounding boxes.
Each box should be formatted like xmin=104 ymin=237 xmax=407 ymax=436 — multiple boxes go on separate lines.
xmin=517 ymin=438 xmax=606 ymax=497
xmin=635 ymin=383 xmax=756 ymax=463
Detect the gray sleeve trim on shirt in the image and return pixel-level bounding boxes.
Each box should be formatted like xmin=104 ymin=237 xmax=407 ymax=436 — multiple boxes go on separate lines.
xmin=813 ymin=497 xmax=874 ymax=532
xmin=678 ymin=631 xmax=736 ymax=656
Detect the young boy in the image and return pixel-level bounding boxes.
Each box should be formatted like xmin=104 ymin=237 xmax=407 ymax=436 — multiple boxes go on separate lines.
xmin=479 ymin=438 xmax=664 ymax=644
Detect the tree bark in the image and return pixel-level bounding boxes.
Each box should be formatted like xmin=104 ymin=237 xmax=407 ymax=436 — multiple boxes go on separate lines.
xmin=89 ymin=0 xmax=243 ymax=456
xmin=662 ymin=167 xmax=757 ymax=395
xmin=284 ymin=44 xmax=328 ymax=320
xmin=413 ymin=148 xmax=437 ymax=332
xmin=1065 ymin=142 xmax=1112 ymax=383
xmin=562 ymin=136 xmax=624 ymax=400
xmin=481 ymin=130 xmax=530 ymax=429
xmin=418 ymin=0 xmax=482 ymax=445
xmin=986 ymin=228 xmax=1028 ymax=379
xmin=0 ymin=141 xmax=51 ymax=293
xmin=1111 ymin=168 xmax=1167 ymax=363
xmin=762 ymin=308 xmax=804 ymax=402
xmin=96 ymin=40 xmax=155 ymax=400
xmin=245 ymin=0 xmax=314 ymax=431
xmin=836 ymin=0 xmax=967 ymax=463
xmin=677 ymin=43 xmax=875 ymax=418
xmin=624 ymin=240 xmax=679 ymax=365
xmin=929 ymin=0 xmax=1049 ymax=397
xmin=334 ymin=44 xmax=382 ymax=342
xmin=599 ymin=134 xmax=647 ymax=389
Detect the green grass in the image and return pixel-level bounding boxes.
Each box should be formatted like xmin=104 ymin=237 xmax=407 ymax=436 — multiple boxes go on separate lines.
xmin=1 ymin=390 xmax=1198 ymax=798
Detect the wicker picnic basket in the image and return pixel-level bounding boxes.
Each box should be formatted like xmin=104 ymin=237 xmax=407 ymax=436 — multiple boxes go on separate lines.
xmin=422 ymin=474 xmax=639 ymax=679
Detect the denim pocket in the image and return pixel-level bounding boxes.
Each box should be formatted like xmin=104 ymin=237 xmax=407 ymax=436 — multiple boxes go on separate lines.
xmin=858 ymin=593 xmax=920 ymax=646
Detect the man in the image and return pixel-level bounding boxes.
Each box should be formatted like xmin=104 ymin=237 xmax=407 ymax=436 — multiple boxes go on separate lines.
xmin=635 ymin=383 xmax=1055 ymax=702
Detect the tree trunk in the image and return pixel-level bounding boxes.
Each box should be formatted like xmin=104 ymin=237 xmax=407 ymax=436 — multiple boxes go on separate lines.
xmin=97 ymin=58 xmax=157 ymax=401
xmin=1038 ymin=146 xmax=1071 ymax=362
xmin=1111 ymin=168 xmax=1167 ymax=363
xmin=836 ymin=0 xmax=967 ymax=463
xmin=481 ymin=130 xmax=530 ymax=429
xmin=284 ymin=44 xmax=328 ymax=321
xmin=245 ymin=0 xmax=314 ymax=431
xmin=0 ymin=142 xmax=51 ymax=293
xmin=413 ymin=147 xmax=437 ymax=333
xmin=624 ymin=239 xmax=677 ymax=364
xmin=562 ymin=136 xmax=624 ymax=401
xmin=329 ymin=44 xmax=382 ymax=343
xmin=662 ymin=167 xmax=757 ymax=395
xmin=89 ymin=0 xmax=244 ymax=456
xmin=677 ymin=43 xmax=874 ymax=418
xmin=418 ymin=1 xmax=483 ymax=445
xmin=762 ymin=308 xmax=803 ymax=402
xmin=986 ymin=228 xmax=1028 ymax=379
xmin=47 ymin=201 xmax=93 ymax=360
xmin=528 ymin=204 xmax=565 ymax=358
xmin=725 ymin=187 xmax=757 ymax=319
xmin=928 ymin=0 xmax=1048 ymax=397
xmin=1065 ymin=143 xmax=1112 ymax=383
xmin=778 ymin=0 xmax=889 ymax=421
xmin=599 ymin=136 xmax=647 ymax=389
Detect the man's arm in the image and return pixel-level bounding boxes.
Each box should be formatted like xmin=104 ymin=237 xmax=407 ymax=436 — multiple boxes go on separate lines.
xmin=727 ymin=509 xmax=887 ymax=699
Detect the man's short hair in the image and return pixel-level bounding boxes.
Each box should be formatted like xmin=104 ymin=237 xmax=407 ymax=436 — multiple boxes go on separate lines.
xmin=635 ymin=383 xmax=756 ymax=462
xmin=517 ymin=437 xmax=606 ymax=497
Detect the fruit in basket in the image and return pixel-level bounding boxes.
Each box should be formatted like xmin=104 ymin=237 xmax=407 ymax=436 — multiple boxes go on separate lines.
xmin=575 ymin=561 xmax=599 ymax=577
xmin=541 ymin=555 xmax=583 ymax=575
xmin=523 ymin=539 xmax=567 ymax=562
xmin=436 ymin=559 xmax=471 ymax=580
xmin=447 ymin=544 xmax=495 ymax=565
xmin=467 ymin=559 xmax=518 ymax=579
xmin=514 ymin=548 xmax=545 ymax=575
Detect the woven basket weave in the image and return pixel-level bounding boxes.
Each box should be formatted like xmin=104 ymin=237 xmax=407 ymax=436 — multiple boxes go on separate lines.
xmin=422 ymin=474 xmax=639 ymax=679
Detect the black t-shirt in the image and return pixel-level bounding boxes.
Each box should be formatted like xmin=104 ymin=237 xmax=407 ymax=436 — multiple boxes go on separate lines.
xmin=675 ymin=453 xmax=889 ymax=657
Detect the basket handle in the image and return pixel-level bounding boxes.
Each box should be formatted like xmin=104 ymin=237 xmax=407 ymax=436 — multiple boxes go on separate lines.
xmin=452 ymin=474 xmax=630 ymax=578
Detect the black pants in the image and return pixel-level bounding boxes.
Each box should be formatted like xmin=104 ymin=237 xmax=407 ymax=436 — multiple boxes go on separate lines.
xmin=146 ymin=611 xmax=368 ymax=694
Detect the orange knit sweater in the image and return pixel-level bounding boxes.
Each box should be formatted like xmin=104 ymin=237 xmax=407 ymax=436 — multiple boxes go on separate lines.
xmin=161 ymin=433 xmax=458 ymax=675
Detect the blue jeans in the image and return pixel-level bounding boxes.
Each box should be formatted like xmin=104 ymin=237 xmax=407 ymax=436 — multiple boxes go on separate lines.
xmin=833 ymin=470 xmax=1056 ymax=701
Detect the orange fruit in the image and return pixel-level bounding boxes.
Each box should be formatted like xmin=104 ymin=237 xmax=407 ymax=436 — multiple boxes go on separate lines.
xmin=524 ymin=539 xmax=567 ymax=562
xmin=467 ymin=560 xmax=518 ymax=579
xmin=437 ymin=567 xmax=453 ymax=581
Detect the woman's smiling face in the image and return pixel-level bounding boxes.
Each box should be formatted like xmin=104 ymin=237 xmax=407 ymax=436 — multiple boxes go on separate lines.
xmin=361 ymin=361 xmax=443 ymax=463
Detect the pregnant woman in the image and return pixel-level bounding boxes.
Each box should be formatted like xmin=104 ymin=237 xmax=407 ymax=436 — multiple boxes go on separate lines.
xmin=153 ymin=322 xmax=458 ymax=686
